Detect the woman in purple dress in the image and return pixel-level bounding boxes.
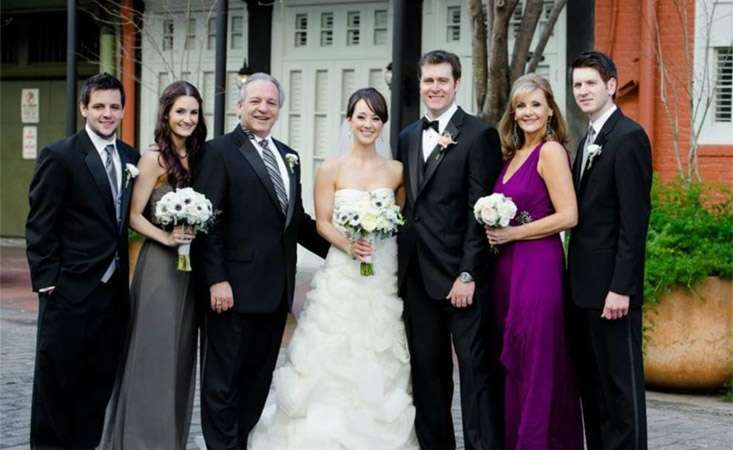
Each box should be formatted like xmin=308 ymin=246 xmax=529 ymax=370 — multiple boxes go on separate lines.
xmin=485 ymin=73 xmax=583 ymax=450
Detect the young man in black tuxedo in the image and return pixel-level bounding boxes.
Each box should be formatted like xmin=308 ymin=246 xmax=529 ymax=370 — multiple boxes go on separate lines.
xmin=396 ymin=50 xmax=504 ymax=450
xmin=568 ymin=51 xmax=652 ymax=450
xmin=194 ymin=73 xmax=329 ymax=449
xmin=25 ymin=73 xmax=140 ymax=450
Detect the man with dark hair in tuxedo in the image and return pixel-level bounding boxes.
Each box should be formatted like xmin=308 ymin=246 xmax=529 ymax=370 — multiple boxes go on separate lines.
xmin=26 ymin=72 xmax=140 ymax=449
xmin=396 ymin=49 xmax=504 ymax=450
xmin=568 ymin=50 xmax=652 ymax=450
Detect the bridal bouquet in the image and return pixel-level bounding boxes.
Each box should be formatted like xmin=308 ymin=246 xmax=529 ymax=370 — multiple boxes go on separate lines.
xmin=154 ymin=187 xmax=215 ymax=271
xmin=333 ymin=190 xmax=404 ymax=276
xmin=474 ymin=193 xmax=531 ymax=253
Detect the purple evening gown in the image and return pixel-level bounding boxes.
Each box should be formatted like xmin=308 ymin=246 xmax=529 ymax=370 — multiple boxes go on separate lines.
xmin=491 ymin=142 xmax=583 ymax=450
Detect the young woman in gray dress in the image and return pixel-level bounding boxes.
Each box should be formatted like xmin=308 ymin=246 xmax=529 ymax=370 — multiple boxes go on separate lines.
xmin=101 ymin=80 xmax=207 ymax=449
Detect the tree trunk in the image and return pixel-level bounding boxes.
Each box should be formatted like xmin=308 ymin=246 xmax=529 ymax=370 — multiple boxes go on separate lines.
xmin=483 ymin=0 xmax=520 ymax=123
xmin=509 ymin=0 xmax=543 ymax=84
xmin=469 ymin=0 xmax=488 ymax=111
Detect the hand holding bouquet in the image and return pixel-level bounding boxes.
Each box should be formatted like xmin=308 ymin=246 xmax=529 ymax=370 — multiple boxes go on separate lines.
xmin=333 ymin=190 xmax=404 ymax=276
xmin=154 ymin=187 xmax=216 ymax=271
xmin=474 ymin=193 xmax=531 ymax=253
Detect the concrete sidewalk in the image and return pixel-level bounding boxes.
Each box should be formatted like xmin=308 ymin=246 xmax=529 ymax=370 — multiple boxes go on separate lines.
xmin=1 ymin=242 xmax=731 ymax=449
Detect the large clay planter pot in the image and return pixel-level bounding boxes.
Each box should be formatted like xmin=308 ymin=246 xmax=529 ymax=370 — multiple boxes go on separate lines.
xmin=644 ymin=276 xmax=733 ymax=389
xmin=128 ymin=239 xmax=144 ymax=284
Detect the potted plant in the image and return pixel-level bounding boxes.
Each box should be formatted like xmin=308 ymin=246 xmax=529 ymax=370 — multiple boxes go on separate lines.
xmin=643 ymin=178 xmax=733 ymax=390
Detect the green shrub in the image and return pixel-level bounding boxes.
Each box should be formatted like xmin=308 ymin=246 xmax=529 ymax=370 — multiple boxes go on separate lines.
xmin=644 ymin=177 xmax=733 ymax=306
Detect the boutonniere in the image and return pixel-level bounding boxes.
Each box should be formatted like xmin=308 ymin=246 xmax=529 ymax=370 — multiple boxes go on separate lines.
xmin=586 ymin=144 xmax=603 ymax=170
xmin=125 ymin=163 xmax=139 ymax=188
xmin=284 ymin=154 xmax=299 ymax=173
xmin=437 ymin=131 xmax=457 ymax=151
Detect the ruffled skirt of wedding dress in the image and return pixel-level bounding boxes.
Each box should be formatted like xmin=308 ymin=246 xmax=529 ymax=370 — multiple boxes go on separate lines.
xmin=248 ymin=238 xmax=418 ymax=450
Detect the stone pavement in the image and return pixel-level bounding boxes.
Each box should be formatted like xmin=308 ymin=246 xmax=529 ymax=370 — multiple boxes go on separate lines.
xmin=1 ymin=242 xmax=731 ymax=449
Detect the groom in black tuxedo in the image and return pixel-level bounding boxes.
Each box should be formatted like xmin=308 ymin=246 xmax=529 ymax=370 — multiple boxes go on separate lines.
xmin=568 ymin=51 xmax=652 ymax=450
xmin=25 ymin=73 xmax=139 ymax=449
xmin=396 ymin=50 xmax=503 ymax=450
xmin=194 ymin=73 xmax=329 ymax=449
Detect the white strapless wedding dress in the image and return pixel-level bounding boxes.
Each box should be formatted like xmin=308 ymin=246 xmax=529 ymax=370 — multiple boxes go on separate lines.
xmin=249 ymin=188 xmax=418 ymax=450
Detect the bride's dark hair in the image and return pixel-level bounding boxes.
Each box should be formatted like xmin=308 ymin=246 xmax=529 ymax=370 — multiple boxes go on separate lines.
xmin=154 ymin=80 xmax=208 ymax=187
xmin=346 ymin=88 xmax=388 ymax=123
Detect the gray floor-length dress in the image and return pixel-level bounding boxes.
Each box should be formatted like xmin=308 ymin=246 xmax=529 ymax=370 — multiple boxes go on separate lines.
xmin=101 ymin=175 xmax=197 ymax=450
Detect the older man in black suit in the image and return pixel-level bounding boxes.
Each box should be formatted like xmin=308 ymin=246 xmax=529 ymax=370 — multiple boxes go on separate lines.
xmin=26 ymin=73 xmax=139 ymax=450
xmin=568 ymin=51 xmax=652 ymax=450
xmin=194 ymin=73 xmax=329 ymax=449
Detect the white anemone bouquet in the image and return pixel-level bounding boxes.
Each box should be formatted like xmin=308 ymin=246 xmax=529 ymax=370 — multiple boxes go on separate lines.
xmin=333 ymin=190 xmax=404 ymax=276
xmin=154 ymin=187 xmax=216 ymax=271
xmin=474 ymin=193 xmax=531 ymax=253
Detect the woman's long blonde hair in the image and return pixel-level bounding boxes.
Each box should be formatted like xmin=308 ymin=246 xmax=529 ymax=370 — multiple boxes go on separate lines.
xmin=498 ymin=73 xmax=569 ymax=160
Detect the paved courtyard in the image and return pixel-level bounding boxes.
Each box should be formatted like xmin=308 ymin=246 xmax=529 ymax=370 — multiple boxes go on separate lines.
xmin=1 ymin=243 xmax=731 ymax=449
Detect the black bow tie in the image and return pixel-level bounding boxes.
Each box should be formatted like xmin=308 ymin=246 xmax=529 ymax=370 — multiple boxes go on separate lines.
xmin=421 ymin=119 xmax=439 ymax=133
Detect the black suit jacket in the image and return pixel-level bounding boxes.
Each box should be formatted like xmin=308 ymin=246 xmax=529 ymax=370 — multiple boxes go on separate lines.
xmin=568 ymin=108 xmax=652 ymax=309
xmin=26 ymin=129 xmax=140 ymax=303
xmin=396 ymin=107 xmax=503 ymax=298
xmin=194 ymin=125 xmax=328 ymax=313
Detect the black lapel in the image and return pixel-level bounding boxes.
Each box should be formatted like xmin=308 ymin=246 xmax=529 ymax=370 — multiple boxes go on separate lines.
xmin=418 ymin=108 xmax=465 ymax=197
xmin=117 ymin=144 xmax=133 ymax=233
xmin=79 ymin=130 xmax=117 ymax=226
xmin=234 ymin=126 xmax=284 ymax=216
xmin=572 ymin=132 xmax=586 ymax=194
xmin=578 ymin=108 xmax=623 ymax=195
xmin=274 ymin=139 xmax=297 ymax=226
xmin=407 ymin=123 xmax=422 ymax=204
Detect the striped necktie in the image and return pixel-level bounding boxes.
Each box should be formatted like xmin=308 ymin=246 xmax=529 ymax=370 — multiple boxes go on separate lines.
xmin=258 ymin=139 xmax=288 ymax=213
xmin=103 ymin=144 xmax=121 ymax=225
xmin=579 ymin=126 xmax=596 ymax=179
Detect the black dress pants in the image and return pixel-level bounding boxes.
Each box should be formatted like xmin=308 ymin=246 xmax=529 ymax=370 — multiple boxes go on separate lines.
xmin=570 ymin=307 xmax=648 ymax=450
xmin=201 ymin=300 xmax=288 ymax=450
xmin=402 ymin=261 xmax=502 ymax=450
xmin=30 ymin=272 xmax=128 ymax=450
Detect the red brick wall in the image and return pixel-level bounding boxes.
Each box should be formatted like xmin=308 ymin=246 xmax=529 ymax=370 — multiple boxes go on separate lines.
xmin=594 ymin=0 xmax=733 ymax=186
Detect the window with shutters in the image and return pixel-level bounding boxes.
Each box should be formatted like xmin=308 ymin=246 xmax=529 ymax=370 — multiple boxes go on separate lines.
xmin=347 ymin=11 xmax=360 ymax=46
xmin=715 ymin=47 xmax=733 ymax=123
xmin=185 ymin=18 xmax=196 ymax=50
xmin=321 ymin=12 xmax=334 ymax=46
xmin=374 ymin=10 xmax=388 ymax=45
xmin=163 ymin=20 xmax=174 ymax=50
xmin=231 ymin=16 xmax=243 ymax=50
xmin=207 ymin=18 xmax=216 ymax=50
xmin=295 ymin=14 xmax=308 ymax=47
xmin=446 ymin=6 xmax=461 ymax=42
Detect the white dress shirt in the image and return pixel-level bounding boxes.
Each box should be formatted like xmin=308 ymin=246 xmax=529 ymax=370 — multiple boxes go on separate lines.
xmin=422 ymin=102 xmax=459 ymax=161
xmin=588 ymin=104 xmax=618 ymax=143
xmin=249 ymin=134 xmax=291 ymax=199
xmin=86 ymin=124 xmax=122 ymax=193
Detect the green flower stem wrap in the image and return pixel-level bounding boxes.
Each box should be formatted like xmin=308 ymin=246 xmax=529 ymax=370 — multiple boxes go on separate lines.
xmin=361 ymin=262 xmax=374 ymax=276
xmin=177 ymin=243 xmax=192 ymax=272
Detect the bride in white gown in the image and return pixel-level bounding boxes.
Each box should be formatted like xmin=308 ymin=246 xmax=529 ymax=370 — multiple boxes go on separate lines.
xmin=249 ymin=88 xmax=418 ymax=450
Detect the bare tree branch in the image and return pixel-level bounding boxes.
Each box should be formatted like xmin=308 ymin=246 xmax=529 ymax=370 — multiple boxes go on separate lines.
xmin=526 ymin=0 xmax=567 ymax=73
xmin=483 ymin=0 xmax=521 ymax=123
xmin=508 ymin=0 xmax=543 ymax=84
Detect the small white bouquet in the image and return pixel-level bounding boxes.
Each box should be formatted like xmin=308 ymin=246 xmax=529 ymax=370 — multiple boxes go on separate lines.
xmin=333 ymin=190 xmax=404 ymax=276
xmin=154 ymin=187 xmax=216 ymax=271
xmin=474 ymin=193 xmax=531 ymax=252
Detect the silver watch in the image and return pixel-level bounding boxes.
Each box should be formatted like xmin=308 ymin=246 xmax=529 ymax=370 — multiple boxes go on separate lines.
xmin=459 ymin=272 xmax=474 ymax=283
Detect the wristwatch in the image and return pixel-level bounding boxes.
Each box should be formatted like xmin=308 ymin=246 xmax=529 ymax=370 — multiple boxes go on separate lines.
xmin=459 ymin=272 xmax=474 ymax=283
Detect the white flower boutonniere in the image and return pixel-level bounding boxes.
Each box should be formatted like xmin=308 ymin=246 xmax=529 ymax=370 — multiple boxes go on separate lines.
xmin=285 ymin=154 xmax=299 ymax=173
xmin=437 ymin=131 xmax=457 ymax=151
xmin=125 ymin=163 xmax=139 ymax=188
xmin=586 ymin=144 xmax=603 ymax=170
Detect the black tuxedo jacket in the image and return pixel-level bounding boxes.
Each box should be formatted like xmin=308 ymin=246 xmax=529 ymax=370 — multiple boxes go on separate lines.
xmin=568 ymin=108 xmax=652 ymax=309
xmin=194 ymin=125 xmax=328 ymax=314
xmin=26 ymin=129 xmax=140 ymax=303
xmin=396 ymin=107 xmax=503 ymax=298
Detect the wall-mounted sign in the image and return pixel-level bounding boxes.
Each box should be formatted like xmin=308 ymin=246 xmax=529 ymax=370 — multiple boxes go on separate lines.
xmin=21 ymin=89 xmax=40 ymax=123
xmin=23 ymin=126 xmax=38 ymax=159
